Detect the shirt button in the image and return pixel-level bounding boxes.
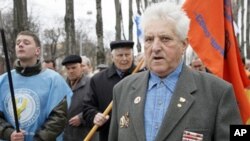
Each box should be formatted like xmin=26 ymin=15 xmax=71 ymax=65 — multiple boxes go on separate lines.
xmin=158 ymin=100 xmax=162 ymax=105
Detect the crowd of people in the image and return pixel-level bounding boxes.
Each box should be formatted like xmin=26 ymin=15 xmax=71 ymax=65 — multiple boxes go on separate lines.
xmin=0 ymin=1 xmax=243 ymax=141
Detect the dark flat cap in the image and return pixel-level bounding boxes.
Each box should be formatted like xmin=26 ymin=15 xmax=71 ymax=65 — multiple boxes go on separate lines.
xmin=110 ymin=40 xmax=134 ymax=51
xmin=62 ymin=55 xmax=82 ymax=65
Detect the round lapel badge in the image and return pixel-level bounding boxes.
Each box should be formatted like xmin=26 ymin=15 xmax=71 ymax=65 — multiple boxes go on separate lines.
xmin=134 ymin=96 xmax=141 ymax=104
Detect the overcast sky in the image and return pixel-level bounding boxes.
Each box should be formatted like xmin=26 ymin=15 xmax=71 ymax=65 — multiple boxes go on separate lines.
xmin=0 ymin=0 xmax=117 ymax=31
xmin=0 ymin=0 xmax=140 ymax=48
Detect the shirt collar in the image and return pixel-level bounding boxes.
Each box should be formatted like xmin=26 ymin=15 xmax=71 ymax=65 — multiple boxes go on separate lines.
xmin=116 ymin=69 xmax=124 ymax=78
xmin=148 ymin=60 xmax=184 ymax=91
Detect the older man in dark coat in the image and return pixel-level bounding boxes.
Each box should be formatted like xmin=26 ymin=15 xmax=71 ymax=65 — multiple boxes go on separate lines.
xmin=82 ymin=40 xmax=136 ymax=141
xmin=62 ymin=55 xmax=91 ymax=141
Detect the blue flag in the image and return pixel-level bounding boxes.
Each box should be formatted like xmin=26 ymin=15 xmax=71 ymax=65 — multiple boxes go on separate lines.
xmin=134 ymin=15 xmax=142 ymax=38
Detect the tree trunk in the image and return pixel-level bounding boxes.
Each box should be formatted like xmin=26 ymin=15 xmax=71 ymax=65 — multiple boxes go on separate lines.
xmin=136 ymin=0 xmax=142 ymax=15
xmin=240 ymin=0 xmax=244 ymax=53
xmin=144 ymin=0 xmax=148 ymax=8
xmin=12 ymin=0 xmax=28 ymax=67
xmin=120 ymin=4 xmax=126 ymax=40
xmin=128 ymin=0 xmax=133 ymax=40
xmin=96 ymin=0 xmax=105 ymax=64
xmin=114 ymin=0 xmax=122 ymax=40
xmin=231 ymin=0 xmax=239 ymax=24
xmin=0 ymin=57 xmax=5 ymax=75
xmin=231 ymin=0 xmax=240 ymax=42
xmin=64 ymin=0 xmax=76 ymax=55
xmin=13 ymin=0 xmax=28 ymax=36
xmin=246 ymin=0 xmax=250 ymax=59
xmin=151 ymin=0 xmax=156 ymax=3
xmin=135 ymin=0 xmax=142 ymax=52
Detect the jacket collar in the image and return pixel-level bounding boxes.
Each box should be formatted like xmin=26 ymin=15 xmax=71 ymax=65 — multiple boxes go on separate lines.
xmin=107 ymin=64 xmax=118 ymax=78
xmin=67 ymin=75 xmax=88 ymax=91
xmin=129 ymin=65 xmax=197 ymax=141
xmin=107 ymin=63 xmax=136 ymax=78
xmin=15 ymin=60 xmax=42 ymax=76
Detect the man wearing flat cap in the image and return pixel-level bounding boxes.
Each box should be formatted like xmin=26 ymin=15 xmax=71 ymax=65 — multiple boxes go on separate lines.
xmin=83 ymin=40 xmax=136 ymax=141
xmin=62 ymin=55 xmax=91 ymax=141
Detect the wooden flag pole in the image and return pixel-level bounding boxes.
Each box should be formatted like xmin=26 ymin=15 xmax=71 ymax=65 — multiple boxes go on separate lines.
xmin=83 ymin=101 xmax=113 ymax=141
xmin=83 ymin=58 xmax=144 ymax=141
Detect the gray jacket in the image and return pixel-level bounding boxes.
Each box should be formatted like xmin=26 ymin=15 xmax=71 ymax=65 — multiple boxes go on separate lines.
xmin=63 ymin=75 xmax=91 ymax=141
xmin=109 ymin=65 xmax=242 ymax=141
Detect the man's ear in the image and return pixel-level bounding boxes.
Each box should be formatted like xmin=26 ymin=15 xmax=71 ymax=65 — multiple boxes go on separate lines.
xmin=111 ymin=51 xmax=115 ymax=61
xmin=35 ymin=47 xmax=41 ymax=56
xmin=181 ymin=38 xmax=189 ymax=53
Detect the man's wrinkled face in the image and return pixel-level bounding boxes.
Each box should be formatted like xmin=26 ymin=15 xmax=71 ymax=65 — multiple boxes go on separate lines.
xmin=82 ymin=61 xmax=92 ymax=75
xmin=190 ymin=58 xmax=206 ymax=72
xmin=65 ymin=63 xmax=83 ymax=81
xmin=112 ymin=48 xmax=133 ymax=72
xmin=143 ymin=19 xmax=188 ymax=78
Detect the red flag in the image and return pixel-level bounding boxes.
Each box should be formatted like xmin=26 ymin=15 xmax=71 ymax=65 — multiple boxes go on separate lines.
xmin=183 ymin=0 xmax=250 ymax=124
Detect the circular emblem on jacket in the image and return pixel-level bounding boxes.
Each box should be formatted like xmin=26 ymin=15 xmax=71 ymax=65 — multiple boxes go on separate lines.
xmin=4 ymin=88 xmax=40 ymax=128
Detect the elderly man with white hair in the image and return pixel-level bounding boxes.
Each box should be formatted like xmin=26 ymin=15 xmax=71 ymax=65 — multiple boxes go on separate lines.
xmin=82 ymin=40 xmax=136 ymax=141
xmin=108 ymin=2 xmax=242 ymax=141
xmin=81 ymin=56 xmax=93 ymax=77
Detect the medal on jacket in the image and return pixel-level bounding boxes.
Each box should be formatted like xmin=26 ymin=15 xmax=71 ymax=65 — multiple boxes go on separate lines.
xmin=177 ymin=97 xmax=186 ymax=108
xmin=120 ymin=112 xmax=129 ymax=128
xmin=134 ymin=96 xmax=141 ymax=104
xmin=182 ymin=130 xmax=203 ymax=141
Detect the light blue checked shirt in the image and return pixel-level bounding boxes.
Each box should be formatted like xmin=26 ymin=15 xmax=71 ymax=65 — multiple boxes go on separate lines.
xmin=144 ymin=61 xmax=183 ymax=141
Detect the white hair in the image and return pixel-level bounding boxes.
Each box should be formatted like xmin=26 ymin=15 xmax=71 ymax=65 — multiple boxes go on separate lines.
xmin=81 ymin=56 xmax=91 ymax=67
xmin=141 ymin=2 xmax=190 ymax=40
